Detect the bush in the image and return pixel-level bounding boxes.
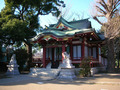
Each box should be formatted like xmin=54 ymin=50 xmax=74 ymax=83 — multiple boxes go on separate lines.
xmin=14 ymin=48 xmax=29 ymax=72
xmin=79 ymin=57 xmax=91 ymax=77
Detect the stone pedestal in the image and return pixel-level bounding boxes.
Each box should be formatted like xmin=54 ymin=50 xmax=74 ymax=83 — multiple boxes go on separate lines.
xmin=57 ymin=52 xmax=76 ymax=80
xmin=30 ymin=68 xmax=38 ymax=76
xmin=57 ymin=68 xmax=76 ymax=80
xmin=6 ymin=65 xmax=19 ymax=75
xmin=6 ymin=54 xmax=19 ymax=75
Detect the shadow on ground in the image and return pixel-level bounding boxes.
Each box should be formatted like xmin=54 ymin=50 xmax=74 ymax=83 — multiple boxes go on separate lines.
xmin=0 ymin=73 xmax=120 ymax=86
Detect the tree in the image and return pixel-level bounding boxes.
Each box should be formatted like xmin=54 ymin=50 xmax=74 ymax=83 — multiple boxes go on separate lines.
xmin=0 ymin=0 xmax=65 ymax=67
xmin=110 ymin=16 xmax=120 ymax=70
xmin=14 ymin=48 xmax=29 ymax=72
xmin=91 ymin=0 xmax=120 ymax=72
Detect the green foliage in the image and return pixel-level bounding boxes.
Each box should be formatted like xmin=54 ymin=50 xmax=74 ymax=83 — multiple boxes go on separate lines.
xmin=79 ymin=57 xmax=91 ymax=77
xmin=0 ymin=0 xmax=65 ymax=66
xmin=5 ymin=0 xmax=65 ymax=16
xmin=115 ymin=59 xmax=120 ymax=67
xmin=0 ymin=0 xmax=65 ymax=44
xmin=0 ymin=4 xmax=15 ymax=44
xmin=2 ymin=19 xmax=27 ymax=41
xmin=14 ymin=48 xmax=29 ymax=72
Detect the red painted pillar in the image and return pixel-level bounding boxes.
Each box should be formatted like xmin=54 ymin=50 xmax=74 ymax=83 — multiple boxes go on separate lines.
xmin=43 ymin=46 xmax=46 ymax=68
xmin=62 ymin=44 xmax=65 ymax=62
xmin=81 ymin=38 xmax=85 ymax=59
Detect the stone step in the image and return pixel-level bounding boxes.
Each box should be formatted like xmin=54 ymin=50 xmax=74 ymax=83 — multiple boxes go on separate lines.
xmin=30 ymin=68 xmax=60 ymax=77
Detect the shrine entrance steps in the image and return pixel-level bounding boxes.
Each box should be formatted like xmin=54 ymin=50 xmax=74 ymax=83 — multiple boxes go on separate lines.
xmin=30 ymin=67 xmax=106 ymax=78
xmin=30 ymin=68 xmax=60 ymax=78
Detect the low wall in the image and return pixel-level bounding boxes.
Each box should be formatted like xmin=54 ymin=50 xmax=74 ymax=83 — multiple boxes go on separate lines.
xmin=30 ymin=66 xmax=106 ymax=77
xmin=75 ymin=66 xmax=107 ymax=75
xmin=91 ymin=66 xmax=106 ymax=74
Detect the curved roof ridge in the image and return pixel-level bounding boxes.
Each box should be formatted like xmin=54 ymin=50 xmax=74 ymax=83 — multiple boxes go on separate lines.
xmin=50 ymin=17 xmax=91 ymax=29
xmin=53 ymin=17 xmax=78 ymax=29
xmin=68 ymin=18 xmax=89 ymax=24
xmin=30 ymin=28 xmax=95 ymax=42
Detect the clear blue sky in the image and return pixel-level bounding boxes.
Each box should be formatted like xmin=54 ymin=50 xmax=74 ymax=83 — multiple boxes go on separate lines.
xmin=0 ymin=0 xmax=5 ymax=10
xmin=0 ymin=0 xmax=101 ymax=30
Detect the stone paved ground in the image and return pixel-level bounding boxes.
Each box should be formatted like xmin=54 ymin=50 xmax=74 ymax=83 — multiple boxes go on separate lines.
xmin=0 ymin=73 xmax=120 ymax=90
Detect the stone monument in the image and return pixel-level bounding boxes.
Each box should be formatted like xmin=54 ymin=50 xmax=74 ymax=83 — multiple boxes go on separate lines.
xmin=57 ymin=52 xmax=76 ymax=80
xmin=6 ymin=54 xmax=20 ymax=75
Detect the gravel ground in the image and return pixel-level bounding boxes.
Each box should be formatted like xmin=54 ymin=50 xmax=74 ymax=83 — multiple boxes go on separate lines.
xmin=0 ymin=73 xmax=120 ymax=90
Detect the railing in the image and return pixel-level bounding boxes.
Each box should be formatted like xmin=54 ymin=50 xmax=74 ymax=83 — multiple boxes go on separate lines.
xmin=72 ymin=56 xmax=99 ymax=67
xmin=32 ymin=56 xmax=101 ymax=67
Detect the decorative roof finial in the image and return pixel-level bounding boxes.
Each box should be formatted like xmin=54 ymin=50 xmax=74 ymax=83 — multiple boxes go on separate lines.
xmin=45 ymin=25 xmax=48 ymax=29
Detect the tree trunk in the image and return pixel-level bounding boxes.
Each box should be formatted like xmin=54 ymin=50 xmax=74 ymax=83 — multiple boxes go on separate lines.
xmin=117 ymin=52 xmax=120 ymax=70
xmin=25 ymin=43 xmax=32 ymax=68
xmin=107 ymin=38 xmax=115 ymax=72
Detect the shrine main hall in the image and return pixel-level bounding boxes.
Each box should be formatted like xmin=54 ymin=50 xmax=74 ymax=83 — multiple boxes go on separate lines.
xmin=31 ymin=17 xmax=106 ymax=68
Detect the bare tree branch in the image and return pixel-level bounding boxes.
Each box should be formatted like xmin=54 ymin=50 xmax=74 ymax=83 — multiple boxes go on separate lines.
xmin=96 ymin=14 xmax=105 ymax=17
xmin=110 ymin=1 xmax=120 ymax=13
xmin=112 ymin=9 xmax=118 ymax=14
xmin=101 ymin=0 xmax=109 ymax=12
xmin=96 ymin=6 xmax=107 ymax=15
xmin=93 ymin=16 xmax=103 ymax=25
xmin=91 ymin=0 xmax=120 ymax=72
xmin=99 ymin=1 xmax=109 ymax=12
xmin=114 ymin=0 xmax=120 ymax=7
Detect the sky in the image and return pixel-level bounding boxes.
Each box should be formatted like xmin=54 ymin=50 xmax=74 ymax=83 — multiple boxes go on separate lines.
xmin=0 ymin=0 xmax=101 ymax=30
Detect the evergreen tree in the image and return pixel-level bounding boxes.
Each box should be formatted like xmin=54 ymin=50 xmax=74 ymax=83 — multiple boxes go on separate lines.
xmin=0 ymin=0 xmax=65 ymax=67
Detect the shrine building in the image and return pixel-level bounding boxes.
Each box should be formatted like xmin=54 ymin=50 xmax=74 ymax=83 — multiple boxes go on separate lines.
xmin=31 ymin=17 xmax=105 ymax=68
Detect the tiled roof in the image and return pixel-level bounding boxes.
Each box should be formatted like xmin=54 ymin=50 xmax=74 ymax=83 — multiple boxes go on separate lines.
xmin=97 ymin=33 xmax=105 ymax=40
xmin=68 ymin=19 xmax=91 ymax=29
xmin=30 ymin=17 xmax=104 ymax=42
xmin=30 ymin=28 xmax=95 ymax=42
xmin=50 ymin=17 xmax=91 ymax=29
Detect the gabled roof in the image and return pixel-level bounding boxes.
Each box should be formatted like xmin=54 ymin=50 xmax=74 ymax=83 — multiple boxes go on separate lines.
xmin=30 ymin=17 xmax=105 ymax=42
xmin=49 ymin=17 xmax=91 ymax=29
xmin=68 ymin=19 xmax=91 ymax=29
xmin=30 ymin=28 xmax=95 ymax=42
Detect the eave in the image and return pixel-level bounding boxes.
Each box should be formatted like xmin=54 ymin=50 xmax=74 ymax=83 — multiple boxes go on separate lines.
xmin=30 ymin=28 xmax=100 ymax=43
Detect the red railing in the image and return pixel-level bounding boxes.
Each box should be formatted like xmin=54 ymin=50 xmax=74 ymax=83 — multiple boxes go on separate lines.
xmin=72 ymin=56 xmax=99 ymax=67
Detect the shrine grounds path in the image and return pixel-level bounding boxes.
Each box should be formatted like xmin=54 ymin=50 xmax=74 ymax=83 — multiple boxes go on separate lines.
xmin=0 ymin=73 xmax=120 ymax=90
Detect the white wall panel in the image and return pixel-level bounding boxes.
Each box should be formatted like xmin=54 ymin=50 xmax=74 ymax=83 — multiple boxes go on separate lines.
xmin=78 ymin=45 xmax=81 ymax=57
xmin=73 ymin=46 xmax=77 ymax=58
